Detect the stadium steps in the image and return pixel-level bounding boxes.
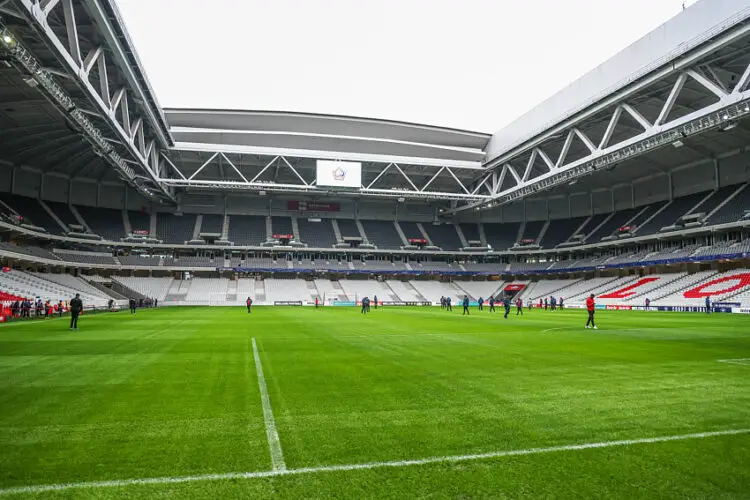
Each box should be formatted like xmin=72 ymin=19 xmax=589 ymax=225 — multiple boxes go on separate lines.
xmin=221 ymin=214 xmax=231 ymax=240
xmin=121 ymin=210 xmax=132 ymax=235
xmin=254 ymin=280 xmax=267 ymax=304
xmin=165 ymin=280 xmax=190 ymax=302
xmin=307 ymin=280 xmax=321 ymax=300
xmin=149 ymin=213 xmax=157 ymax=238
xmin=329 ymin=280 xmax=350 ymax=302
xmin=192 ymin=215 xmax=203 ymax=240
xmin=331 ymin=219 xmax=343 ymax=243
xmin=265 ymin=216 xmax=273 ymax=241
xmin=404 ymin=281 xmax=428 ymax=302
xmin=632 ymin=201 xmax=671 ymax=235
xmin=416 ymin=223 xmax=433 ymax=245
xmin=38 ymin=199 xmax=69 ymax=233
xmin=624 ymin=204 xmax=651 ymax=228
xmin=514 ymin=221 xmax=525 ymax=245
xmin=226 ymin=280 xmax=238 ymax=302
xmin=393 ymin=221 xmax=409 ymax=246
xmin=291 ymin=216 xmax=301 ymax=241
xmin=86 ymin=279 xmax=128 ymax=300
xmin=536 ymin=220 xmax=550 ymax=246
xmin=584 ymin=212 xmax=613 ymax=241
xmin=455 ymin=224 xmax=469 ymax=248
xmin=355 ymin=219 xmax=369 ymax=243
xmin=451 ymin=281 xmax=474 ymax=300
xmin=70 ymin=205 xmax=94 ymax=234
xmin=478 ymin=223 xmax=488 ymax=247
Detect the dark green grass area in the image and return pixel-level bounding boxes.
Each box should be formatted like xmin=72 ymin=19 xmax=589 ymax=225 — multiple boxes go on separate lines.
xmin=0 ymin=306 xmax=749 ymax=498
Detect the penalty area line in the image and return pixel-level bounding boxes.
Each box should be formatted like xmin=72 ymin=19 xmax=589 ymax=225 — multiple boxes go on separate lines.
xmin=252 ymin=337 xmax=287 ymax=472
xmin=0 ymin=428 xmax=748 ymax=496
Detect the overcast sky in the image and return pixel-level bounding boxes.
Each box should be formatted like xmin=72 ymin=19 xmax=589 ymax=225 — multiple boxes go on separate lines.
xmin=116 ymin=0 xmax=697 ymax=133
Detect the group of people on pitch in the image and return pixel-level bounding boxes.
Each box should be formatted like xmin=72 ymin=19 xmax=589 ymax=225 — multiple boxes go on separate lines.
xmin=537 ymin=296 xmax=564 ymax=310
xmin=440 ymin=295 xmax=524 ymax=319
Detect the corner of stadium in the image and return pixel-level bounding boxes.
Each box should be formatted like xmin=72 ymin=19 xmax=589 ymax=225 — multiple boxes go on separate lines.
xmin=0 ymin=0 xmax=749 ymax=497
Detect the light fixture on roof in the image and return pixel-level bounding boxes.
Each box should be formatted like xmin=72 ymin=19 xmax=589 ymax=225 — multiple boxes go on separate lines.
xmin=1 ymin=33 xmax=14 ymax=47
xmin=672 ymin=140 xmax=684 ymax=148
xmin=720 ymin=121 xmax=738 ymax=132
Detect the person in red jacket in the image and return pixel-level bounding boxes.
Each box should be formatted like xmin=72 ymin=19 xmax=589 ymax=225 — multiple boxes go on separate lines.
xmin=585 ymin=294 xmax=597 ymax=330
xmin=246 ymin=297 xmax=252 ymax=314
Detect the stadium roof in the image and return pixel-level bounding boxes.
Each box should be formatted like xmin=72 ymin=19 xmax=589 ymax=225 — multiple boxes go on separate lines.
xmin=2 ymin=0 xmax=750 ymax=208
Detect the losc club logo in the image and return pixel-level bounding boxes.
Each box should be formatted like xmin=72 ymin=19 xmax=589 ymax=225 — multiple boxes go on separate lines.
xmin=332 ymin=166 xmax=346 ymax=182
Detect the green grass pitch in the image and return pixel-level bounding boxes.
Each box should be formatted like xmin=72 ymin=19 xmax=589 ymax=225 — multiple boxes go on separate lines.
xmin=1 ymin=306 xmax=749 ymax=498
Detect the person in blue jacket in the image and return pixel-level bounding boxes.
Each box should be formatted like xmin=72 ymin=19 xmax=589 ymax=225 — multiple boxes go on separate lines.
xmin=462 ymin=295 xmax=470 ymax=315
xmin=478 ymin=297 xmax=484 ymax=311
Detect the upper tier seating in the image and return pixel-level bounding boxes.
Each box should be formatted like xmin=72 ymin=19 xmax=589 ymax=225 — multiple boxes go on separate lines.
xmin=361 ymin=220 xmax=403 ymax=249
xmin=423 ymin=223 xmax=461 ymax=250
xmin=156 ymin=213 xmax=196 ymax=244
xmin=298 ymin=218 xmax=337 ymax=248
xmin=0 ymin=194 xmax=61 ymax=233
xmin=484 ymin=222 xmax=520 ymax=250
xmin=228 ymin=215 xmax=267 ymax=245
xmin=201 ymin=214 xmax=223 ymax=234
xmin=76 ymin=206 xmax=125 ymax=241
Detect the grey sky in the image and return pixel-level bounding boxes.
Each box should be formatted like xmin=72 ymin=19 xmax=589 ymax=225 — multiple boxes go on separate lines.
xmin=117 ymin=0 xmax=696 ymax=133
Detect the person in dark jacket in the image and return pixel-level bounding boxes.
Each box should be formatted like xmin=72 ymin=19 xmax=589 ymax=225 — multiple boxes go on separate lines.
xmin=69 ymin=293 xmax=83 ymax=330
xmin=462 ymin=296 xmax=470 ymax=315
xmin=488 ymin=296 xmax=495 ymax=312
xmin=503 ymin=296 xmax=511 ymax=319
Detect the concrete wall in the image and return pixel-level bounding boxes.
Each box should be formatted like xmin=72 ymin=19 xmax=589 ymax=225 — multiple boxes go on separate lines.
xmin=486 ymin=0 xmax=750 ymax=162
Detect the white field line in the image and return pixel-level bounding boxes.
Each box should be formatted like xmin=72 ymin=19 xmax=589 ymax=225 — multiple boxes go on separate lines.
xmin=0 ymin=428 xmax=748 ymax=496
xmin=717 ymin=358 xmax=750 ymax=366
xmin=252 ymin=337 xmax=286 ymax=471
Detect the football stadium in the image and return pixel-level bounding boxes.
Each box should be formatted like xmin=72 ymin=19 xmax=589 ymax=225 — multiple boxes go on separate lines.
xmin=1 ymin=0 xmax=750 ymax=497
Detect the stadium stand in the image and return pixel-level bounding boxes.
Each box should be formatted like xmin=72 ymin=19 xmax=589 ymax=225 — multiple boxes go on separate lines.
xmin=339 ymin=279 xmax=395 ymax=302
xmin=588 ymin=208 xmax=640 ymax=241
xmin=707 ymin=185 xmax=750 ymax=225
xmin=361 ymin=220 xmax=403 ymax=249
xmin=454 ymin=281 xmax=504 ymax=300
xmin=336 ymin=218 xmax=361 ymax=239
xmin=128 ymin=210 xmax=151 ymax=233
xmin=183 ymin=278 xmax=229 ymax=303
xmin=459 ymin=223 xmax=481 ymax=244
xmin=44 ymin=201 xmax=78 ymax=229
xmin=201 ymin=214 xmax=224 ymax=234
xmin=264 ymin=279 xmax=310 ymax=304
xmin=397 ymin=221 xmax=425 ymax=241
xmin=0 ymin=194 xmax=61 ymax=234
xmin=0 ymin=242 xmax=61 ymax=261
xmin=76 ymin=206 xmax=126 ymax=241
xmin=156 ymin=213 xmax=197 ymax=244
xmin=423 ymin=223 xmax=462 ymax=250
xmin=298 ymin=218 xmax=337 ymax=248
xmin=637 ymin=192 xmax=708 ymax=235
xmin=384 ymin=280 xmax=425 ymax=302
xmin=484 ymin=222 xmax=520 ymax=250
xmin=271 ymin=217 xmax=294 ymax=237
xmin=112 ymin=277 xmax=174 ymax=301
xmin=228 ymin=215 xmax=267 ymax=245
xmin=518 ymin=221 xmax=544 ymax=244
xmin=0 ymin=270 xmax=110 ymax=306
xmin=542 ymin=217 xmax=586 ymax=247
xmin=52 ymin=249 xmax=117 ymax=265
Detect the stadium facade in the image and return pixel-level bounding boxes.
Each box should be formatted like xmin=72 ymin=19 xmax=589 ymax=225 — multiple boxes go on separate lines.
xmin=3 ymin=0 xmax=750 ymax=310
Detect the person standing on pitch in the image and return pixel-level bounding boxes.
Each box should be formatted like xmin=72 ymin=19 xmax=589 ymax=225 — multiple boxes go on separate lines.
xmin=246 ymin=296 xmax=252 ymax=313
xmin=373 ymin=294 xmax=378 ymax=310
xmin=129 ymin=298 xmax=136 ymax=314
xmin=559 ymin=297 xmax=564 ymax=310
xmin=462 ymin=295 xmax=470 ymax=315
xmin=544 ymin=298 xmax=548 ymax=310
xmin=446 ymin=296 xmax=452 ymax=312
xmin=585 ymin=294 xmax=597 ymax=329
xmin=503 ymin=296 xmax=511 ymax=319
xmin=478 ymin=297 xmax=484 ymax=311
xmin=705 ymin=296 xmax=711 ymax=314
xmin=69 ymin=293 xmax=83 ymax=330
xmin=645 ymin=297 xmax=650 ymax=310
xmin=315 ymin=297 xmax=319 ymax=309
xmin=516 ymin=297 xmax=523 ymax=316
xmin=488 ymin=296 xmax=495 ymax=312
xmin=361 ymin=297 xmax=368 ymax=314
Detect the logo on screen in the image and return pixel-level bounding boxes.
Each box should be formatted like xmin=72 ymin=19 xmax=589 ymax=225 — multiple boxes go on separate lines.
xmin=332 ymin=166 xmax=346 ymax=181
